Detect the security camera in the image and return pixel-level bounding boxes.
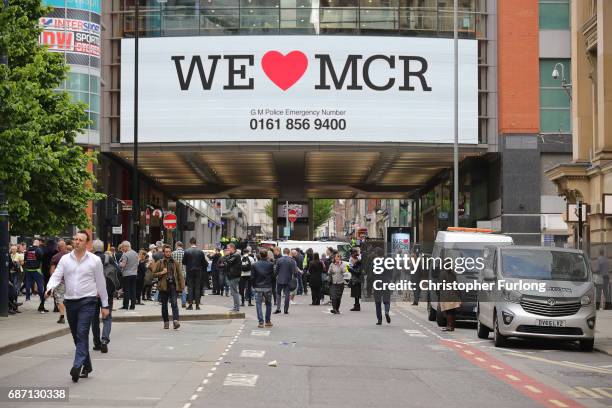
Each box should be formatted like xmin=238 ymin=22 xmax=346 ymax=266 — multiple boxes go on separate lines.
xmin=552 ymin=68 xmax=559 ymax=80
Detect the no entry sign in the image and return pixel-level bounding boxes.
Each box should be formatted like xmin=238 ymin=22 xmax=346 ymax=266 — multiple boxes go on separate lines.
xmin=163 ymin=212 xmax=177 ymax=230
xmin=288 ymin=209 xmax=298 ymax=223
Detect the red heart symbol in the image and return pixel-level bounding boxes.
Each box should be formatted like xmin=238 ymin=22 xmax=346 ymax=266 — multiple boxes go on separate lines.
xmin=261 ymin=51 xmax=308 ymax=91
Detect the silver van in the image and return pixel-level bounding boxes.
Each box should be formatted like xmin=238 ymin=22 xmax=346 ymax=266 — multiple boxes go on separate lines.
xmin=477 ymin=246 xmax=596 ymax=351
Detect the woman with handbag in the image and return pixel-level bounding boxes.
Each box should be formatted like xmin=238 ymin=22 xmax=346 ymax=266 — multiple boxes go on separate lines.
xmin=308 ymin=253 xmax=324 ymax=305
xmin=328 ymin=253 xmax=347 ymax=314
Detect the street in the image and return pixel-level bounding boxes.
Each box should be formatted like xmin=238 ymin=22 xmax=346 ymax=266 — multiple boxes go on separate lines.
xmin=1 ymin=294 xmax=610 ymax=408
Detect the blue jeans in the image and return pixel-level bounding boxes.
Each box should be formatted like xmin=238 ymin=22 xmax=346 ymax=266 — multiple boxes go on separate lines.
xmin=181 ymin=287 xmax=187 ymax=307
xmin=296 ymin=274 xmax=304 ymax=295
xmin=65 ymin=297 xmax=97 ymax=370
xmin=229 ymin=278 xmax=241 ymax=311
xmin=276 ymin=283 xmax=291 ymax=313
xmin=92 ymin=297 xmax=113 ymax=345
xmin=25 ymin=269 xmax=45 ymax=303
xmin=375 ymin=301 xmax=390 ymax=322
xmin=159 ymin=284 xmax=179 ymax=322
xmin=254 ymin=290 xmax=272 ymax=324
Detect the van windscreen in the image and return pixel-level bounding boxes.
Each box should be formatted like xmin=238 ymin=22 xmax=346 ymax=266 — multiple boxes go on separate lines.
xmin=501 ymin=249 xmax=588 ymax=282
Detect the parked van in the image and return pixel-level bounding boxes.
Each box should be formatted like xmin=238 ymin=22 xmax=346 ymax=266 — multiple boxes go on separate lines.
xmin=427 ymin=228 xmax=513 ymax=326
xmin=277 ymin=240 xmax=351 ymax=259
xmin=477 ymin=246 xmax=596 ymax=351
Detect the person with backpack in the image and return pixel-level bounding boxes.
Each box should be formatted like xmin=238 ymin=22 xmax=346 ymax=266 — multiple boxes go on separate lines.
xmin=239 ymin=247 xmax=255 ymax=307
xmin=91 ymin=240 xmax=120 ymax=353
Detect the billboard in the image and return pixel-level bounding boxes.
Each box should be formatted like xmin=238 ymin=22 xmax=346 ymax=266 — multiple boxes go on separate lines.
xmin=39 ymin=17 xmax=101 ymax=58
xmin=120 ymin=36 xmax=478 ymax=144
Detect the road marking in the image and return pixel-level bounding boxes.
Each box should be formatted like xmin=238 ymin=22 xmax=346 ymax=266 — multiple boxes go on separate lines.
xmin=182 ymin=404 xmax=191 ymax=408
xmin=505 ymin=374 xmax=520 ymax=382
xmin=190 ymin=394 xmax=198 ymax=401
xmin=211 ymin=367 xmax=217 ymax=371
xmin=202 ymin=379 xmax=209 ymax=385
xmin=241 ymin=350 xmax=266 ymax=358
xmin=134 ymin=397 xmax=160 ymax=400
xmin=463 ymin=350 xmax=474 ymax=355
xmin=223 ymin=373 xmax=259 ymax=387
xmin=196 ymin=387 xmax=203 ymax=392
xmin=207 ymin=373 xmax=214 ymax=377
xmin=474 ymin=357 xmax=486 ymax=363
xmin=524 ymin=385 xmax=542 ymax=394
xmin=593 ymin=387 xmax=612 ymax=399
xmin=490 ymin=365 xmax=503 ymax=370
xmin=251 ymin=330 xmax=270 ymax=336
xmin=218 ymin=357 xmax=223 ymax=361
xmin=509 ymin=354 xmax=612 ymax=375
xmin=548 ymin=399 xmax=568 ymax=408
xmin=574 ymin=387 xmax=603 ymax=399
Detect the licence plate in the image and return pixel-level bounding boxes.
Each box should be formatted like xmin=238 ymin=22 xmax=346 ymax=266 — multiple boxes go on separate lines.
xmin=537 ymin=319 xmax=566 ymax=327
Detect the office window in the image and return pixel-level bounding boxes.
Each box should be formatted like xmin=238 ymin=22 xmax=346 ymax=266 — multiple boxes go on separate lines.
xmin=540 ymin=59 xmax=571 ymax=134
xmin=539 ymin=0 xmax=569 ymax=30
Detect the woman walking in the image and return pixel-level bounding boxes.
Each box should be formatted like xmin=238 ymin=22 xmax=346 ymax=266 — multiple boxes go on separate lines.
xmin=327 ymin=253 xmax=347 ymax=314
xmin=308 ymin=253 xmax=324 ymax=305
xmin=349 ymin=250 xmax=362 ymax=311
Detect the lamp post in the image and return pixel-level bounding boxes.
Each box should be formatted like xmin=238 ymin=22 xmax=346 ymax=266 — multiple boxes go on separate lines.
xmin=452 ymin=0 xmax=459 ymax=228
xmin=131 ymin=0 xmax=140 ymax=250
xmin=552 ymin=62 xmax=572 ymax=101
xmin=0 ymin=0 xmax=10 ymax=317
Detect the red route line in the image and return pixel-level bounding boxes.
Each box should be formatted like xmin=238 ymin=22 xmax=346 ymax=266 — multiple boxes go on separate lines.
xmin=440 ymin=339 xmax=584 ymax=408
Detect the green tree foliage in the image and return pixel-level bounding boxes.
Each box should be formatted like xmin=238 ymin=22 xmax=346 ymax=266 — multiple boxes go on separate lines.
xmin=0 ymin=0 xmax=104 ymax=236
xmin=265 ymin=199 xmax=335 ymax=230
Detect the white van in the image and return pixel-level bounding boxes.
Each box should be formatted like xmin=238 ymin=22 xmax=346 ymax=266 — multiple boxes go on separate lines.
xmin=477 ymin=246 xmax=596 ymax=351
xmin=427 ymin=228 xmax=513 ymax=327
xmin=277 ymin=240 xmax=351 ymax=259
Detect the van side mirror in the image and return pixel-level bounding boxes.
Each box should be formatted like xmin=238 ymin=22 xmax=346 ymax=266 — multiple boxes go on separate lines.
xmin=482 ymin=267 xmax=495 ymax=281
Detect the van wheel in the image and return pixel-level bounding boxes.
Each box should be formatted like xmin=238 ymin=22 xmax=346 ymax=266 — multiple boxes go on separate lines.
xmin=493 ymin=314 xmax=507 ymax=347
xmin=579 ymin=339 xmax=594 ymax=352
xmin=436 ymin=305 xmax=447 ymax=327
xmin=427 ymin=302 xmax=436 ymax=321
xmin=476 ymin=307 xmax=490 ymax=339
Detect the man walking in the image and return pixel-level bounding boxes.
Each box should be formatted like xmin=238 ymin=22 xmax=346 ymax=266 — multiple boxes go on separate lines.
xmin=223 ymin=243 xmax=242 ymax=312
xmin=172 ymin=242 xmax=187 ymax=308
xmin=119 ymin=241 xmax=138 ymax=310
xmin=596 ymin=248 xmax=611 ymax=310
xmin=251 ymin=249 xmax=274 ymax=328
xmin=24 ymin=239 xmax=47 ymax=313
xmin=45 ymin=230 xmax=109 ymax=382
xmin=274 ymin=248 xmax=298 ymax=315
xmin=152 ymin=245 xmax=185 ymax=329
xmin=91 ymin=240 xmax=117 ymax=353
xmin=182 ymin=237 xmax=208 ymax=310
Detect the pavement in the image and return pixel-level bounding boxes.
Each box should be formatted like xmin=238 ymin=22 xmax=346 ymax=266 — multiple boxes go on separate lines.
xmin=0 ymin=292 xmax=245 ymax=356
xmin=0 ymin=292 xmax=611 ymax=408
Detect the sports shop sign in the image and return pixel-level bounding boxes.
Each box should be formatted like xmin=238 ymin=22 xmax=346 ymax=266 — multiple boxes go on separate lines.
xmin=39 ymin=17 xmax=101 ymax=58
xmin=120 ymin=36 xmax=477 ymax=144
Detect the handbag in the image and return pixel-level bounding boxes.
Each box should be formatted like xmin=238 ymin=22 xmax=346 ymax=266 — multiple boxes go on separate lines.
xmin=289 ymin=274 xmax=298 ymax=291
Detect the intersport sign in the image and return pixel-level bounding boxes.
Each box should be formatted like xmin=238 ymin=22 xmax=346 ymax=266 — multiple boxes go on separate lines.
xmin=120 ymin=36 xmax=477 ymax=144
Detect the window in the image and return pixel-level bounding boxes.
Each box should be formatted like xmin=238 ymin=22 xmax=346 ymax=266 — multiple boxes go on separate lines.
xmin=539 ymin=59 xmax=571 ymax=134
xmin=539 ymin=0 xmax=569 ymax=30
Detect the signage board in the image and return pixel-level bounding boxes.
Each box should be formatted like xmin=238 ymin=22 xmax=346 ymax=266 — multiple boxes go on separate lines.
xmin=121 ymin=36 xmax=478 ymax=144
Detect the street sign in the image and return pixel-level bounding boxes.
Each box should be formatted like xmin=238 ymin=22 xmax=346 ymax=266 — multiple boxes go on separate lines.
xmin=112 ymin=226 xmax=122 ymax=235
xmin=288 ymin=209 xmax=298 ymax=223
xmin=122 ymin=200 xmax=132 ymax=211
xmin=163 ymin=212 xmax=177 ymax=230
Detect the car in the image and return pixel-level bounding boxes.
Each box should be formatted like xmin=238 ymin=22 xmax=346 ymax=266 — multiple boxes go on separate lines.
xmin=477 ymin=246 xmax=596 ymax=351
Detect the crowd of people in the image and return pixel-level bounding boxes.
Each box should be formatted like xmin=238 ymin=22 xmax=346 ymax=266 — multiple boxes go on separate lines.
xmin=7 ymin=233 xmax=378 ymax=383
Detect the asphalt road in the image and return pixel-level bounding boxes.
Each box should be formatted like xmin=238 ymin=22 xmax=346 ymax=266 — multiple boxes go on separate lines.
xmin=0 ymin=293 xmax=610 ymax=408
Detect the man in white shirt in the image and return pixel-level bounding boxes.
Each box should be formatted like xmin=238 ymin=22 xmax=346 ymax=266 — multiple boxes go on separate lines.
xmin=45 ymin=230 xmax=109 ymax=383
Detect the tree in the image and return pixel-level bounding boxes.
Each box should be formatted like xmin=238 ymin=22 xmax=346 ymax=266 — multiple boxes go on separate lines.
xmin=265 ymin=199 xmax=336 ymax=231
xmin=0 ymin=0 xmax=104 ymax=236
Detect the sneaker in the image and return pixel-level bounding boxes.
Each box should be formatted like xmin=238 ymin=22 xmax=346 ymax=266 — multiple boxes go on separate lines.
xmin=290 ymin=300 xmax=296 ymax=305
xmin=100 ymin=343 xmax=108 ymax=353
xmin=182 ymin=304 xmax=186 ymax=308
xmin=385 ymin=313 xmax=391 ymax=324
xmin=258 ymin=323 xmax=264 ymax=328
xmin=80 ymin=366 xmax=92 ymax=378
xmin=376 ymin=320 xmax=382 ymax=325
xmin=274 ymin=310 xmax=281 ymax=314
xmin=57 ymin=316 xmax=65 ymax=324
xmin=173 ymin=320 xmax=181 ymax=330
xmin=70 ymin=367 xmax=80 ymax=383
xmin=265 ymin=322 xmax=273 ymax=327
xmin=163 ymin=321 xmax=169 ymax=329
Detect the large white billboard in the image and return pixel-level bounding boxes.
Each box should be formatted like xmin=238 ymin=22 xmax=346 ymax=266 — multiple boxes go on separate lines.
xmin=120 ymin=36 xmax=478 ymax=144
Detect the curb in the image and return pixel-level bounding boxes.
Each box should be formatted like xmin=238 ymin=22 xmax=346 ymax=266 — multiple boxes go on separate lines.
xmin=0 ymin=312 xmax=245 ymax=357
xmin=594 ymin=346 xmax=612 ymax=356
